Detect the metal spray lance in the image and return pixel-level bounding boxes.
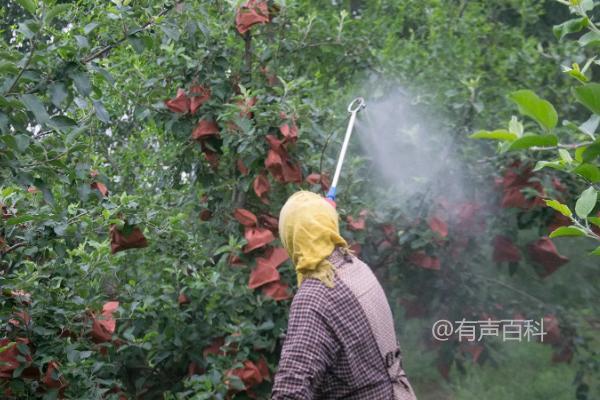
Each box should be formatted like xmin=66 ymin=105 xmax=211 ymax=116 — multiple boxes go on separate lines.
xmin=326 ymin=97 xmax=367 ymax=203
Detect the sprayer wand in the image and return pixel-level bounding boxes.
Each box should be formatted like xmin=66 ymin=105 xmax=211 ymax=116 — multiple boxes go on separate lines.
xmin=326 ymin=97 xmax=367 ymax=202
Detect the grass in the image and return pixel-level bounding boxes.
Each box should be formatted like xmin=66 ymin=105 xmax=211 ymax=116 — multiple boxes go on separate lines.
xmin=450 ymin=340 xmax=577 ymax=400
xmin=398 ymin=319 xmax=596 ymax=400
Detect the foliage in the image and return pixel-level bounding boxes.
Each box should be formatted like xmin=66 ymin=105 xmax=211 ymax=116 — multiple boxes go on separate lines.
xmin=451 ymin=339 xmax=578 ymax=400
xmin=470 ymin=0 xmax=600 ymax=397
xmin=0 ymin=0 xmax=598 ymax=399
xmin=472 ymin=0 xmax=600 ymax=250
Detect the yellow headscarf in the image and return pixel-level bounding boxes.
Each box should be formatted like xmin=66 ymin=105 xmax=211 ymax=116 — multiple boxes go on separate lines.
xmin=278 ymin=191 xmax=349 ymax=288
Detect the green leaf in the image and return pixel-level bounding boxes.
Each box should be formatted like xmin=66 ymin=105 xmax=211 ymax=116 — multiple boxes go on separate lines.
xmin=508 ymin=116 xmax=524 ymax=137
xmin=549 ymin=226 xmax=586 ymax=238
xmin=15 ymin=134 xmax=30 ymax=152
xmin=109 ymin=219 xmax=125 ymax=228
xmin=21 ymin=94 xmax=50 ymax=124
xmin=49 ymin=83 xmax=68 ymax=108
xmin=553 ymin=17 xmax=588 ymax=40
xmin=558 ymin=149 xmax=573 ymax=164
xmin=573 ymin=163 xmax=600 ymax=183
xmin=0 ymin=342 xmax=16 ymax=354
xmin=45 ymin=4 xmax=71 ymax=23
xmin=588 ymin=217 xmax=600 ymax=227
xmin=591 ymin=246 xmax=600 ymax=256
xmin=575 ymin=186 xmax=598 ymax=219
xmin=91 ymin=66 xmax=115 ymax=86
xmin=70 ymin=71 xmax=92 ymax=97
xmin=15 ymin=0 xmax=37 ymax=14
xmin=128 ymin=37 xmax=145 ymax=53
xmin=227 ymin=375 xmax=246 ymax=391
xmin=582 ymin=141 xmax=600 ymax=162
xmin=49 ymin=116 xmax=77 ymax=131
xmin=579 ymin=31 xmax=600 ymax=47
xmin=2 ymin=134 xmax=30 ymax=153
xmin=67 ymin=349 xmax=80 ymax=363
xmin=533 ymin=161 xmax=564 ymax=171
xmin=508 ymin=134 xmax=558 ymax=151
xmin=573 ymin=83 xmax=600 ymax=114
xmin=1 ymin=187 xmax=17 ymax=197
xmin=469 ymin=129 xmax=517 ymax=141
xmin=0 ymin=62 xmax=19 ymax=75
xmin=6 ymin=215 xmax=36 ymax=226
xmin=580 ymin=0 xmax=595 ymax=12
xmin=33 ymin=326 xmax=56 ymax=336
xmin=83 ymin=22 xmax=99 ymax=35
xmin=566 ymin=67 xmax=589 ymax=83
xmin=0 ymin=135 xmax=16 ymax=151
xmin=575 ymin=146 xmax=586 ymax=163
xmin=545 ymin=199 xmax=572 ymax=217
xmin=160 ymin=25 xmax=181 ymax=41
xmin=75 ymin=35 xmax=90 ymax=49
xmin=508 ymin=90 xmax=558 ymax=131
xmin=578 ymin=114 xmax=599 ymax=139
xmin=13 ymin=364 xmax=25 ymax=379
xmin=16 ymin=343 xmax=29 ymax=356
xmin=39 ymin=184 xmax=54 ymax=206
xmin=93 ymin=100 xmax=110 ymax=123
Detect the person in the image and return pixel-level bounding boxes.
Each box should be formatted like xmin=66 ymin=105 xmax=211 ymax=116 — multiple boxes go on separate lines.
xmin=272 ymin=191 xmax=417 ymax=400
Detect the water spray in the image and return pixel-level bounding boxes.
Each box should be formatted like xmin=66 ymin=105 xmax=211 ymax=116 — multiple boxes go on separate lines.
xmin=326 ymin=97 xmax=367 ymax=202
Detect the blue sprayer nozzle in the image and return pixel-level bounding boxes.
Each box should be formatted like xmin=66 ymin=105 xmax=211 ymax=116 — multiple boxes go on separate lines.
xmin=326 ymin=186 xmax=337 ymax=201
xmin=324 ymin=193 xmax=337 ymax=208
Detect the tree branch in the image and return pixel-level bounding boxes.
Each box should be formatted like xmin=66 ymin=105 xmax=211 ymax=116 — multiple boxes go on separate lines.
xmin=475 ymin=274 xmax=546 ymax=305
xmin=243 ymin=31 xmax=253 ymax=77
xmin=80 ymin=7 xmax=172 ymax=64
xmin=19 ymin=150 xmax=69 ymax=168
xmin=1 ymin=242 xmax=26 ymax=256
xmin=296 ymin=40 xmax=344 ymax=50
xmin=530 ymin=141 xmax=593 ymax=151
xmin=4 ymin=39 xmax=37 ymax=95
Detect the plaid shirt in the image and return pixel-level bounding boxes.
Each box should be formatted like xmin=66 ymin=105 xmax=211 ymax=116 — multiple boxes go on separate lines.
xmin=272 ymin=248 xmax=416 ymax=400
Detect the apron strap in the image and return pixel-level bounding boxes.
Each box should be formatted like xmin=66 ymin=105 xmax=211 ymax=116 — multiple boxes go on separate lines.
xmin=385 ymin=346 xmax=411 ymax=392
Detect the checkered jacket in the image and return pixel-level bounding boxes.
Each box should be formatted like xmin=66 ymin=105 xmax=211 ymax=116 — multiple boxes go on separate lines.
xmin=271 ymin=248 xmax=417 ymax=400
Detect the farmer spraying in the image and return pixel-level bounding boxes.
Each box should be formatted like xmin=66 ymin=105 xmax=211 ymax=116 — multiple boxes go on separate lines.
xmin=271 ymin=98 xmax=417 ymax=399
xmin=272 ymin=191 xmax=417 ymax=399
